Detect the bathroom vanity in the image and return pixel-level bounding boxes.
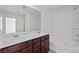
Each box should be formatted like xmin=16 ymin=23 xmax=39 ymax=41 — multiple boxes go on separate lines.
xmin=0 ymin=33 xmax=49 ymax=53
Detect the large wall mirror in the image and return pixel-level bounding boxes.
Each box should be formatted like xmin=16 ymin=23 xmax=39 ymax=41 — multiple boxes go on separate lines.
xmin=0 ymin=5 xmax=41 ymax=36
xmin=27 ymin=7 xmax=41 ymax=32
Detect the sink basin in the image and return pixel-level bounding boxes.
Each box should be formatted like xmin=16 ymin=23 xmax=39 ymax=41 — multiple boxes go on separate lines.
xmin=13 ymin=34 xmax=19 ymax=38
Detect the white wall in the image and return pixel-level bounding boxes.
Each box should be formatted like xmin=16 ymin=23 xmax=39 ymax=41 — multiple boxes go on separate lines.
xmin=40 ymin=6 xmax=79 ymax=52
xmin=51 ymin=6 xmax=73 ymax=52
xmin=39 ymin=8 xmax=54 ymax=42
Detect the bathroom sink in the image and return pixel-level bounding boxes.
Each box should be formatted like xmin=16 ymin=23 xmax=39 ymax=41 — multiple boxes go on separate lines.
xmin=13 ymin=34 xmax=19 ymax=38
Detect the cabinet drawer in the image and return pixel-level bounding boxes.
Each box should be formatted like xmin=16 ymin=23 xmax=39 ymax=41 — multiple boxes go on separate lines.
xmin=33 ymin=37 xmax=40 ymax=44
xmin=20 ymin=46 xmax=32 ymax=53
xmin=3 ymin=40 xmax=32 ymax=53
xmin=41 ymin=35 xmax=49 ymax=41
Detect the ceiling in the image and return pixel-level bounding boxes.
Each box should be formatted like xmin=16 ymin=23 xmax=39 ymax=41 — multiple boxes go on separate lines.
xmin=33 ymin=5 xmax=68 ymax=11
xmin=0 ymin=5 xmax=71 ymax=14
xmin=0 ymin=5 xmax=41 ymax=15
xmin=0 ymin=5 xmax=28 ymax=15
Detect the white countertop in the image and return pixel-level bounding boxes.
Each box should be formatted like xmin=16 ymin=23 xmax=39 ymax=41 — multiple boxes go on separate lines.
xmin=0 ymin=31 xmax=49 ymax=49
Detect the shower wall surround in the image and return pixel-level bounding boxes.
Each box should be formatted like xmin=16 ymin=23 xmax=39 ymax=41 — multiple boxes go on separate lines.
xmin=38 ymin=5 xmax=79 ymax=52
xmin=72 ymin=7 xmax=79 ymax=41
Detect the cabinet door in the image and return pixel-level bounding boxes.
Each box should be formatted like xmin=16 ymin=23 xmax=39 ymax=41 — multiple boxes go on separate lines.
xmin=41 ymin=35 xmax=49 ymax=53
xmin=0 ymin=49 xmax=3 ymax=53
xmin=20 ymin=46 xmax=32 ymax=53
xmin=41 ymin=40 xmax=45 ymax=53
xmin=44 ymin=39 xmax=49 ymax=53
xmin=41 ymin=39 xmax=49 ymax=53
xmin=34 ymin=43 xmax=40 ymax=53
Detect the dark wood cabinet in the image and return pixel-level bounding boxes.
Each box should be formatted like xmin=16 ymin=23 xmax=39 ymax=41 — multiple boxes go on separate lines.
xmin=0 ymin=34 xmax=49 ymax=53
xmin=41 ymin=39 xmax=49 ymax=53
xmin=33 ymin=42 xmax=40 ymax=53
xmin=0 ymin=49 xmax=3 ymax=53
xmin=20 ymin=46 xmax=32 ymax=53
xmin=33 ymin=37 xmax=41 ymax=53
xmin=41 ymin=40 xmax=45 ymax=53
xmin=44 ymin=39 xmax=49 ymax=52
xmin=2 ymin=40 xmax=32 ymax=53
xmin=41 ymin=35 xmax=49 ymax=53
